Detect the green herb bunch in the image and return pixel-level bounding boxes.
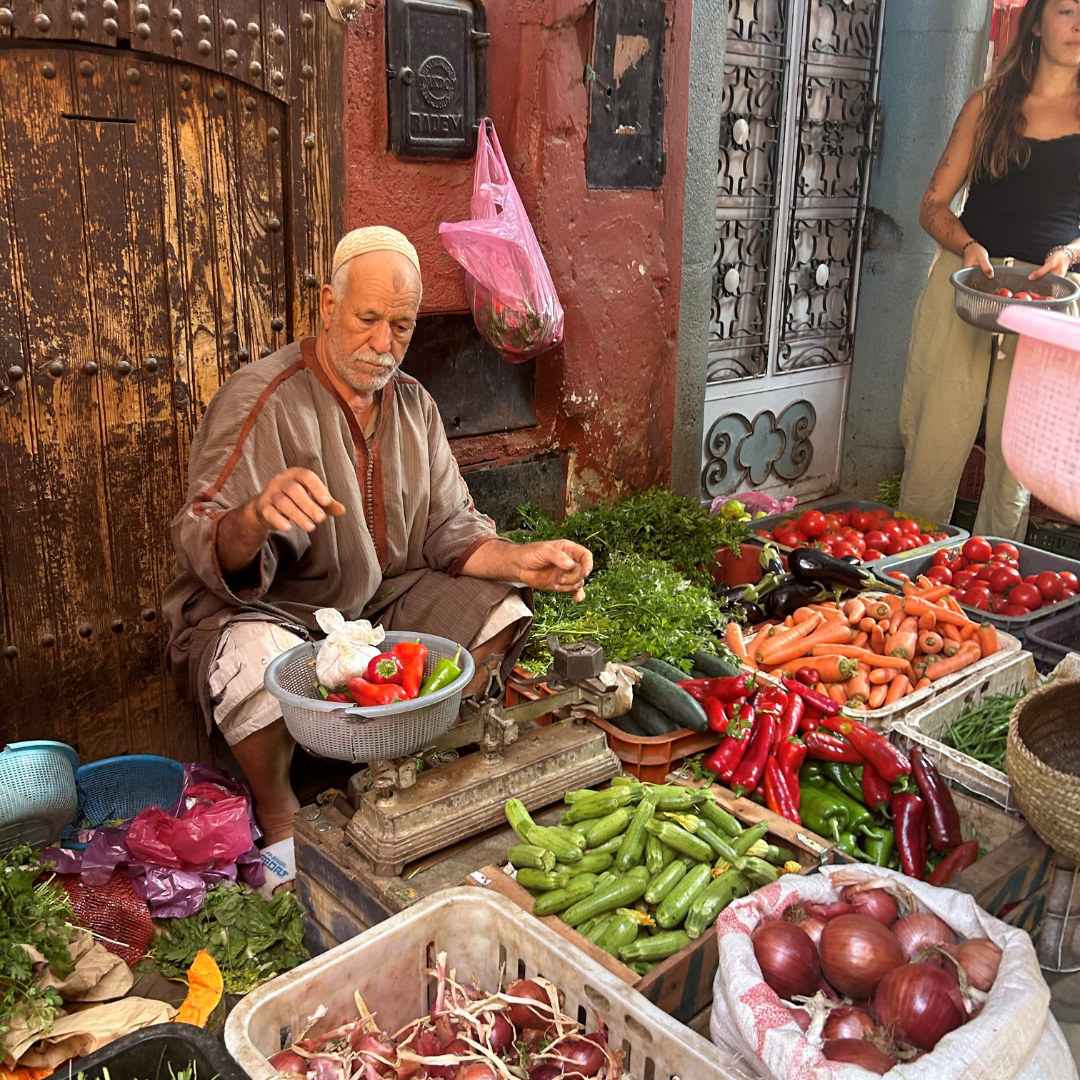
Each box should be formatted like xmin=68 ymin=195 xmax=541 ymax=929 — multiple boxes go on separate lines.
xmin=151 ymin=885 xmax=307 ymax=995
xmin=0 ymin=846 xmax=74 ymax=1036
xmin=519 ymin=554 xmax=727 ymax=674
xmin=504 ymin=488 xmax=744 ymax=585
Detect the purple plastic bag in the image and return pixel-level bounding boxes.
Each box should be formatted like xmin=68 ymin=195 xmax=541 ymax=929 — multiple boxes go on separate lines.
xmin=439 ymin=119 xmax=563 ymax=361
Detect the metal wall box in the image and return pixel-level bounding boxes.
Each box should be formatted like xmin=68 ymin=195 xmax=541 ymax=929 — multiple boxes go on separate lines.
xmin=586 ymin=0 xmax=666 ymax=189
xmin=386 ymin=0 xmax=488 ymax=158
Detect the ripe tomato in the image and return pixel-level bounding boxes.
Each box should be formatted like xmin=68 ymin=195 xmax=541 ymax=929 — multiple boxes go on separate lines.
xmin=952 ymin=570 xmax=978 ymax=590
xmin=991 ymin=597 xmax=1012 ymax=615
xmin=849 ymin=511 xmax=873 ymax=532
xmin=925 ymin=565 xmax=953 ymax=585
xmin=864 ymin=530 xmax=888 ymax=550
xmin=932 ymin=548 xmax=963 ymax=568
xmin=989 ymin=566 xmax=1022 ymax=593
xmin=836 ymin=511 xmax=852 ymax=527
xmin=886 ymin=537 xmax=908 ymax=556
xmin=898 ymin=519 xmax=921 ymax=536
xmin=833 ymin=543 xmax=860 ymax=559
xmin=863 ymin=549 xmax=884 ymax=561
xmin=976 ymin=565 xmax=998 ymax=583
xmin=915 ymin=534 xmax=935 ymax=547
xmin=1061 ymin=587 xmax=1078 ymax=600
xmin=869 ymin=508 xmax=893 ymax=520
xmin=1060 ymin=572 xmax=1080 ymax=591
xmin=967 ymin=580 xmax=993 ymax=596
xmin=798 ymin=510 xmax=827 ymax=538
xmin=822 ymin=513 xmax=842 ymax=533
xmin=1009 ymin=582 xmax=1042 ymax=609
xmin=1036 ymin=571 xmax=1064 ymax=600
xmin=1023 ymin=574 xmax=1039 ymax=585
xmin=960 ymin=589 xmax=991 ymax=611
xmin=880 ymin=522 xmax=904 ymax=540
xmin=1004 ymin=604 xmax=1031 ymax=617
xmin=773 ymin=523 xmax=793 ymax=541
xmin=992 ymin=542 xmax=1020 ymax=560
xmin=755 ymin=530 xmax=772 ymax=540
xmin=777 ymin=531 xmax=802 ymax=548
xmin=963 ymin=537 xmax=993 ymax=563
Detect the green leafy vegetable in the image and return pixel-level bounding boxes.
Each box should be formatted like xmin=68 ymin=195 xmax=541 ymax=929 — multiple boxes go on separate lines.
xmin=152 ymin=885 xmax=308 ymax=995
xmin=519 ymin=554 xmax=728 ymax=674
xmin=0 ymin=846 xmax=75 ymax=1035
xmin=503 ymin=488 xmax=745 ymax=585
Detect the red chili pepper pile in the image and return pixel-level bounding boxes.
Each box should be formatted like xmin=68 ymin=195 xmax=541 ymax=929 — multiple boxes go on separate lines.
xmin=341 ymin=640 xmax=429 ymax=707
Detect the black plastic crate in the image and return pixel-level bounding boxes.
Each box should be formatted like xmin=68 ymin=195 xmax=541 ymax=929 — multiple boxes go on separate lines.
xmin=67 ymin=1024 xmax=246 ymax=1080
xmin=1025 ymin=608 xmax=1080 ymax=674
xmin=1027 ymin=522 xmax=1080 ymax=561
xmin=951 ymin=499 xmax=979 ymax=535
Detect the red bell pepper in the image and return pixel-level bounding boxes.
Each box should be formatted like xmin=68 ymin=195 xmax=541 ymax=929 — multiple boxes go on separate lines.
xmin=705 ymin=704 xmax=755 ymax=782
xmin=794 ymin=666 xmax=821 ymax=686
xmin=703 ymin=697 xmax=728 ymax=734
xmin=776 ymin=737 xmax=807 ymax=812
xmin=678 ymin=675 xmax=754 ymax=703
xmin=822 ymin=716 xmax=910 ymax=783
xmin=729 ymin=711 xmax=777 ymax=799
xmin=392 ymin=639 xmax=428 ymax=699
xmin=764 ymin=758 xmax=800 ymax=824
xmin=780 ymin=676 xmax=841 ymax=717
xmin=367 ymin=652 xmax=405 ymax=685
xmin=861 ymin=761 xmax=892 ymax=814
xmin=803 ymin=729 xmax=863 ymax=763
xmin=346 ymin=677 xmax=409 ymax=707
xmin=925 ymin=838 xmax=979 ymax=886
xmin=911 ymin=748 xmax=962 ymax=852
xmin=892 ymin=792 xmax=928 ymax=879
xmin=798 ymin=706 xmax=822 ymax=734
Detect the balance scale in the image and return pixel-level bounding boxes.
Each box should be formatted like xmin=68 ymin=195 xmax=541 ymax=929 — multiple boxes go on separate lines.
xmin=338 ymin=641 xmax=621 ymax=876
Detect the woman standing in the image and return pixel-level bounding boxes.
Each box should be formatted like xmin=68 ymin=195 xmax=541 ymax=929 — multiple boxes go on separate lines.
xmin=899 ymin=0 xmax=1080 ymax=540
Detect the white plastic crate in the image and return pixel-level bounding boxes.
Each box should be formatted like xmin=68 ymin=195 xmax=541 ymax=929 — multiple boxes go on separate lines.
xmin=225 ymin=888 xmax=753 ymax=1080
xmin=892 ymin=650 xmax=1041 ymax=813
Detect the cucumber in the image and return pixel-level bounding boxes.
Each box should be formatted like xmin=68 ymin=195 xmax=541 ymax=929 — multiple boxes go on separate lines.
xmin=586 ymin=835 xmax=627 ymax=857
xmin=645 ymin=785 xmax=706 ymax=810
xmin=643 ymin=858 xmax=689 ymax=905
xmin=516 ymin=868 xmax=569 ymax=891
xmin=505 ymin=798 xmax=537 ymax=843
xmin=615 ymin=797 xmax=657 ymax=872
xmin=698 ymin=798 xmax=744 ymax=838
xmin=684 ymin=869 xmax=750 ymax=939
xmin=550 ymin=825 xmax=588 ymax=848
xmin=611 ymin=776 xmax=638 ymax=786
xmin=637 ymin=670 xmax=708 ymax=733
xmin=583 ymin=915 xmax=615 ymax=945
xmin=645 ymin=819 xmax=714 ymax=863
xmin=645 ymin=834 xmax=666 ymax=875
xmin=562 ymin=866 xmax=650 ymax=927
xmin=507 ymin=844 xmax=556 ymax=872
xmin=627 ymin=696 xmax=678 ymax=736
xmin=655 ymin=863 xmax=712 ymax=929
xmin=562 ymin=794 xmax=620 ymax=823
xmin=763 ymin=845 xmax=796 ymax=866
xmin=526 ymin=825 xmax=583 ymax=863
xmin=532 ymin=874 xmax=599 ymax=916
xmin=611 ymin=713 xmax=648 ymax=737
xmin=580 ymin=808 xmax=630 ymax=849
xmin=619 ymin=930 xmax=690 ymax=963
xmin=555 ymin=852 xmax=612 ymax=877
xmin=566 ymin=786 xmax=636 ymax=804
xmin=692 ymin=650 xmax=742 ymax=678
xmin=598 ymin=910 xmax=641 ymax=955
xmin=643 ymin=657 xmax=692 ymax=683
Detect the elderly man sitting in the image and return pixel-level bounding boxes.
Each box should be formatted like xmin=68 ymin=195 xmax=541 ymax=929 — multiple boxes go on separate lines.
xmin=164 ymin=226 xmax=591 ymax=892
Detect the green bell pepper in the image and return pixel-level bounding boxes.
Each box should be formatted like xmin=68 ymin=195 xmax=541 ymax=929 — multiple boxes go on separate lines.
xmin=799 ymin=761 xmax=829 ymax=788
xmin=861 ymin=826 xmax=895 ymax=868
xmin=799 ymin=784 xmax=850 ymax=843
xmin=834 ymin=831 xmax=873 ymax=862
xmin=822 ymin=762 xmax=865 ymax=804
xmin=817 ymin=781 xmax=875 ymax=833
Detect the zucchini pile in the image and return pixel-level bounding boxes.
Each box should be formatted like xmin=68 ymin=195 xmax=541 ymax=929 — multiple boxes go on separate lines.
xmin=503 ymin=781 xmax=802 ymax=973
xmin=619 ymin=651 xmax=741 ymax=737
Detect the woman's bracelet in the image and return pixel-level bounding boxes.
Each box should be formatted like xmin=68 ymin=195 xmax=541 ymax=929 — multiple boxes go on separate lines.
xmin=1046 ymin=244 xmax=1079 ymax=265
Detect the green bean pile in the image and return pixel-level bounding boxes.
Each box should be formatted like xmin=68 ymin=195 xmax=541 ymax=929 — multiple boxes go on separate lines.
xmin=940 ymin=690 xmax=1027 ymax=771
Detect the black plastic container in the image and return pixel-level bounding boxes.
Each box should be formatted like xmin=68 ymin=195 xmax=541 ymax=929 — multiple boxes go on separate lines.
xmin=1024 ymin=608 xmax=1080 ymax=673
xmin=68 ymin=1024 xmax=246 ymax=1080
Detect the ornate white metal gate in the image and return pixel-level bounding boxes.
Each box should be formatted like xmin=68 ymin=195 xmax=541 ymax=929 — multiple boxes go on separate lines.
xmin=701 ymin=0 xmax=884 ymax=501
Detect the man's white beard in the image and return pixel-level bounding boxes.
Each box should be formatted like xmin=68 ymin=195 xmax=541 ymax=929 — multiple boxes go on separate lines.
xmin=327 ymin=327 xmax=399 ymax=393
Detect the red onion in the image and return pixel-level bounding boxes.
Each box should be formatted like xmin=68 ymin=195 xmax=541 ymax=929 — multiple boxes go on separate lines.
xmin=804 ymin=900 xmax=856 ymax=920
xmin=308 ymin=1057 xmax=344 ymax=1080
xmin=819 ymin=914 xmax=905 ymax=998
xmin=268 ymin=1051 xmax=308 ymax=1075
xmin=443 ymin=1039 xmax=472 ymax=1057
xmin=840 ymin=886 xmax=899 ymax=927
xmin=350 ymin=1031 xmax=398 ymax=1062
xmin=484 ymin=1012 xmax=514 ymax=1054
xmin=891 ymin=912 xmax=957 ymax=960
xmin=942 ymin=938 xmax=1003 ymax=992
xmin=506 ymin=980 xmax=556 ymax=1032
xmin=874 ymin=963 xmax=967 ymax=1050
xmin=788 ymin=1007 xmax=811 ymax=1032
xmin=822 ymin=1006 xmax=875 ymax=1041
xmin=453 ymin=1066 xmax=496 ymax=1080
xmin=821 ymin=1039 xmax=894 ymax=1075
xmin=434 ymin=1014 xmax=457 ymax=1047
xmin=521 ymin=1028 xmax=547 ymax=1052
xmin=783 ymin=903 xmax=826 ymax=946
xmin=528 ymin=1069 xmax=561 ymax=1080
xmin=549 ymin=1036 xmax=607 ymax=1077
xmin=752 ymin=920 xmax=821 ymax=1000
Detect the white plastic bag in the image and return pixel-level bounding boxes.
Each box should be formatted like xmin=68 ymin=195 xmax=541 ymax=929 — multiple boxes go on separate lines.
xmin=709 ymin=864 xmax=1076 ymax=1080
xmin=313 ymin=608 xmax=385 ymax=688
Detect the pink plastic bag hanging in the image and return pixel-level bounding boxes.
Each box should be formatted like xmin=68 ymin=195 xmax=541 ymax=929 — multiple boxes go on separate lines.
xmin=439 ymin=118 xmax=564 ymax=360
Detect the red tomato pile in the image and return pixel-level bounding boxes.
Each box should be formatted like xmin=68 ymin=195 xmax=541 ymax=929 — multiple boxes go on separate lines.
xmin=995 ymin=288 xmax=1052 ymax=301
xmin=756 ymin=508 xmax=949 ymax=563
xmin=887 ymin=537 xmax=1079 ymax=617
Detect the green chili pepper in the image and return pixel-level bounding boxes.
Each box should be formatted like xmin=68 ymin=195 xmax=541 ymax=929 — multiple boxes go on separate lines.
xmin=799 ymin=761 xmax=829 ymax=788
xmin=419 ymin=646 xmax=462 ymax=696
xmin=861 ymin=826 xmax=895 ymax=868
xmin=799 ymin=784 xmax=850 ymax=843
xmin=834 ymin=831 xmax=873 ymax=861
xmin=822 ymin=762 xmax=864 ymax=804
xmin=817 ymin=781 xmax=875 ymax=832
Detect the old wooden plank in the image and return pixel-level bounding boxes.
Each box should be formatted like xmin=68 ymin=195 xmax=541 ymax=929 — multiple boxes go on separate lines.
xmin=0 ymin=49 xmax=126 ymax=756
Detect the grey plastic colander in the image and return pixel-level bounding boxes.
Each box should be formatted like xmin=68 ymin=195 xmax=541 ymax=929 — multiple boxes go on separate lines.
xmin=264 ymin=632 xmax=474 ymax=762
xmin=0 ymin=741 xmax=79 ymax=854
xmin=951 ymin=265 xmax=1079 ymax=333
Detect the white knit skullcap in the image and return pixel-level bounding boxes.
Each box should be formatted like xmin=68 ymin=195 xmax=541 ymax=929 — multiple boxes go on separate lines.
xmin=331 ymin=226 xmax=422 ymax=290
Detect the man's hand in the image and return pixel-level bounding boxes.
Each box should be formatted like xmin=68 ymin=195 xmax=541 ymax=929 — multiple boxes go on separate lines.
xmin=461 ymin=538 xmax=594 ymax=602
xmin=216 ymin=468 xmax=345 ymax=575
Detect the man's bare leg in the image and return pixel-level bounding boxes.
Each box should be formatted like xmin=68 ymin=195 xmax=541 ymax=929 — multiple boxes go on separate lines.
xmin=230 ymin=718 xmax=299 ymax=845
xmin=466 ymin=622 xmax=518 ymax=698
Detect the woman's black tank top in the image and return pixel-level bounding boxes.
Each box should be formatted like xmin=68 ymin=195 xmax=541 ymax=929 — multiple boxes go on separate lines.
xmin=960 ymin=135 xmax=1080 ymax=266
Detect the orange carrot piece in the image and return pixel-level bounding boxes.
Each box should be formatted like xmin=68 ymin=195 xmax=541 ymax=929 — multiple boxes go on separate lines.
xmin=960 ymin=623 xmax=978 ymax=641
xmin=868 ymin=667 xmax=897 ymax=685
xmin=843 ymin=599 xmax=867 ymax=624
xmin=811 ymin=655 xmax=862 ymax=683
xmin=808 ymin=604 xmax=847 ymax=622
xmin=858 ymin=617 xmax=878 ymax=633
xmin=926 ymin=642 xmax=981 ymax=681
xmin=792 ymin=607 xmax=819 ymax=625
xmin=880 ymin=594 xmax=903 ymax=611
xmin=869 ymin=624 xmax=886 ymax=655
xmin=918 ymin=610 xmax=937 ymax=630
xmin=756 ymin=612 xmax=822 ymax=651
xmin=810 ymin=644 xmax=913 ymax=671
xmin=902 ymin=596 xmax=972 ymax=626
xmin=868 ymin=682 xmax=889 ymax=709
xmin=846 ymin=667 xmax=871 ymax=703
xmin=885 ymin=674 xmax=912 ymax=704
xmin=915 ymin=676 xmax=931 ymax=690
xmin=827 ymin=683 xmax=849 ymax=705
xmin=943 ymin=596 xmax=967 ymax=616
xmin=918 ymin=630 xmax=944 ymax=655
xmin=941 ymin=622 xmax=962 ymax=643
xmin=852 ymin=631 xmax=869 ymax=649
xmin=888 ymin=608 xmax=906 ymax=634
xmin=756 ymin=622 xmax=854 ymax=666
xmin=725 ymin=623 xmax=755 ymax=669
xmin=864 ymin=600 xmax=892 ymax=620
xmin=977 ymin=623 xmax=1000 ymax=657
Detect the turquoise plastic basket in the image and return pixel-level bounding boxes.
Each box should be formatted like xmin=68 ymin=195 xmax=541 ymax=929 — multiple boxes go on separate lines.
xmin=0 ymin=741 xmax=79 ymax=855
xmin=61 ymin=755 xmax=185 ymax=850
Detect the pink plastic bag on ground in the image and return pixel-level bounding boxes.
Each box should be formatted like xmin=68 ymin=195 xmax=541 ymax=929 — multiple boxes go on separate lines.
xmin=126 ymin=797 xmax=252 ymax=872
xmin=439 ymin=118 xmax=563 ymax=360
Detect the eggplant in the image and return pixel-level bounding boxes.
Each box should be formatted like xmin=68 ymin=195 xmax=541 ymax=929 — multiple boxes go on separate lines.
xmin=839 ymin=555 xmax=861 ymax=566
xmin=788 ymin=548 xmax=876 ymax=592
xmin=758 ymin=545 xmax=786 ymax=577
xmin=738 ymin=600 xmax=767 ymax=624
xmin=762 ymin=581 xmax=821 ymax=621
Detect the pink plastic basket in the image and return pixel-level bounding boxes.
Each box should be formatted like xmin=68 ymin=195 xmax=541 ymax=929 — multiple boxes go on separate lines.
xmin=999 ymin=306 xmax=1080 ymax=525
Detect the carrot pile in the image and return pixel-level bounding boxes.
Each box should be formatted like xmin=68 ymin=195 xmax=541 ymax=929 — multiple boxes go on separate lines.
xmin=723 ymin=577 xmax=1000 ymax=711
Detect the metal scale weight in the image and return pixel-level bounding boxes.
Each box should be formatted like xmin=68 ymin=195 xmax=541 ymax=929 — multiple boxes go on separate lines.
xmin=273 ymin=638 xmax=620 ymax=898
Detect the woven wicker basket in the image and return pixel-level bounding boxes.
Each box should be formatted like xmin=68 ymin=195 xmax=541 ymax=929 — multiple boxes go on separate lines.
xmin=1006 ymin=679 xmax=1080 ymax=863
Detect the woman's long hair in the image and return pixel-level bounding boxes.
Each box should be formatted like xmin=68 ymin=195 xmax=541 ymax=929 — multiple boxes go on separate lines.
xmin=971 ymin=0 xmax=1080 ymax=181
